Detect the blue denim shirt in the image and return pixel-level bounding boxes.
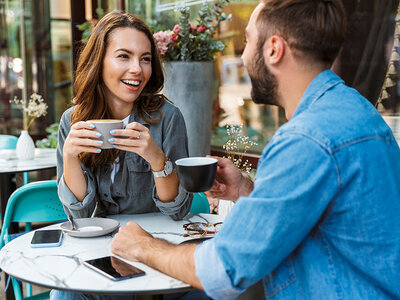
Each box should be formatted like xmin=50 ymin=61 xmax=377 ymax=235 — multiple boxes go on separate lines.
xmin=195 ymin=70 xmax=400 ymax=299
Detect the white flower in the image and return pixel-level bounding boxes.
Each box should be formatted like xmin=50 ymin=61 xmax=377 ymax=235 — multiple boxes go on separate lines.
xmin=10 ymin=93 xmax=48 ymax=130
xmin=223 ymin=124 xmax=257 ymax=174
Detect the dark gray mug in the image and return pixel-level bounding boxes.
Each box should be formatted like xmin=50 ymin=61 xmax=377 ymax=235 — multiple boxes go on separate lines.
xmin=175 ymin=157 xmax=218 ymax=192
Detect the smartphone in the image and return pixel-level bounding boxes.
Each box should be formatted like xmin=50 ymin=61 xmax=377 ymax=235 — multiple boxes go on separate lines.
xmin=30 ymin=229 xmax=63 ymax=248
xmin=83 ymin=256 xmax=146 ymax=281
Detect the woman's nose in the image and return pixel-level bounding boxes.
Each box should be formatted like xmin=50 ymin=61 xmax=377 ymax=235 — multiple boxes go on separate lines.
xmin=129 ymin=60 xmax=142 ymax=74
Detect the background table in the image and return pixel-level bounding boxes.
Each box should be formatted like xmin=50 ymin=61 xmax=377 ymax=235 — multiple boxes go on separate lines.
xmin=0 ymin=212 xmax=224 ymax=296
xmin=0 ymin=148 xmax=57 ymax=229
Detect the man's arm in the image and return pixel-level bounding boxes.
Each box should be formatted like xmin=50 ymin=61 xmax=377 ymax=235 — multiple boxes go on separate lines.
xmin=110 ymin=222 xmax=203 ymax=289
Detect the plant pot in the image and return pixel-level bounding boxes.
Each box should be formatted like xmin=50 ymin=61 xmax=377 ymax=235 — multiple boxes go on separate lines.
xmin=163 ymin=61 xmax=216 ymax=157
xmin=16 ymin=130 xmax=35 ymax=160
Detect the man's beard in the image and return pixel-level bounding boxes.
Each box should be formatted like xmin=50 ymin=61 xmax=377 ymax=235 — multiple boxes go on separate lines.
xmin=247 ymin=49 xmax=279 ymax=106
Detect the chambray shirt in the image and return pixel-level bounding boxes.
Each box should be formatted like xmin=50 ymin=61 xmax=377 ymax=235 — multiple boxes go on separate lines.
xmin=57 ymin=100 xmax=193 ymax=220
xmin=195 ymin=70 xmax=400 ymax=299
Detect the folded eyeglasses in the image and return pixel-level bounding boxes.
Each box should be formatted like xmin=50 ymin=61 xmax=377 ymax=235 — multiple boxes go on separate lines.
xmin=183 ymin=222 xmax=223 ymax=237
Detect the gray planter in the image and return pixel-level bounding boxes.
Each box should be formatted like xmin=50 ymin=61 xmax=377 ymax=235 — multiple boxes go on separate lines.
xmin=163 ymin=61 xmax=215 ymax=157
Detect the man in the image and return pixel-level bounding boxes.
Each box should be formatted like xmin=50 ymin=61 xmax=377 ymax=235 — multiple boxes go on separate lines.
xmin=111 ymin=0 xmax=400 ymax=299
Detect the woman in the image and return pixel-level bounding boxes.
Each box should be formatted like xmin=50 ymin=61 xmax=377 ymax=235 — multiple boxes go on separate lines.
xmin=56 ymin=11 xmax=192 ymax=221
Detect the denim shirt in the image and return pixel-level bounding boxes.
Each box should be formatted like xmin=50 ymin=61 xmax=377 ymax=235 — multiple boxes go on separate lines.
xmin=195 ymin=70 xmax=400 ymax=299
xmin=57 ymin=100 xmax=193 ymax=220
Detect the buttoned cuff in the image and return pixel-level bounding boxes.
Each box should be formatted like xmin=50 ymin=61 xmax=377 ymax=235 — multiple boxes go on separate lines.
xmin=195 ymin=239 xmax=242 ymax=300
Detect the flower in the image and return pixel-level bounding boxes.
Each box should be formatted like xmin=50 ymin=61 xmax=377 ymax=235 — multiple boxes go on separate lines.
xmin=10 ymin=93 xmax=48 ymax=131
xmin=153 ymin=0 xmax=231 ymax=61
xmin=153 ymin=30 xmax=174 ymax=55
xmin=223 ymin=124 xmax=257 ymax=174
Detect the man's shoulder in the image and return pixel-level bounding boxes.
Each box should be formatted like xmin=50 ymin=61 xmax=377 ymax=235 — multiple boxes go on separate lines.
xmin=281 ymin=85 xmax=388 ymax=150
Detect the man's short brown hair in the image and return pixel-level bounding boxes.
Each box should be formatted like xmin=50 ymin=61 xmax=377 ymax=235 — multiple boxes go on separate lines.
xmin=258 ymin=0 xmax=346 ymax=65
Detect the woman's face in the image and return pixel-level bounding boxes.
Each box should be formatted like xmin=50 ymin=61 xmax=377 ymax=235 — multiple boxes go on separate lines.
xmin=102 ymin=27 xmax=152 ymax=108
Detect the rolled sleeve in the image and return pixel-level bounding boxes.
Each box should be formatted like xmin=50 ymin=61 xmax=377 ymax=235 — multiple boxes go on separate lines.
xmin=195 ymin=239 xmax=242 ymax=300
xmin=152 ymin=185 xmax=193 ymax=220
xmin=153 ymin=103 xmax=193 ymax=220
xmin=58 ymin=173 xmax=97 ymax=218
xmin=56 ymin=107 xmax=97 ymax=218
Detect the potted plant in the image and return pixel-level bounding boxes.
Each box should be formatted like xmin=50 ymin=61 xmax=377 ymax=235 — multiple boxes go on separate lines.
xmin=153 ymin=1 xmax=231 ymax=156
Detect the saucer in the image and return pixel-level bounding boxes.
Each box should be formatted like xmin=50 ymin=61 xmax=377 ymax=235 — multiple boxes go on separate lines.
xmin=60 ymin=218 xmax=119 ymax=238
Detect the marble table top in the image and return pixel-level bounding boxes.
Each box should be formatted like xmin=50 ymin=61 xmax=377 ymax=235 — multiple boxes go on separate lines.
xmin=0 ymin=212 xmax=224 ymax=295
xmin=0 ymin=148 xmax=56 ymax=174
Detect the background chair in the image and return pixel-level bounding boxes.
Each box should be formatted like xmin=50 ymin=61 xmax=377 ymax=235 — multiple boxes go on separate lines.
xmin=0 ymin=134 xmax=29 ymax=184
xmin=0 ymin=180 xmax=67 ymax=300
xmin=190 ymin=193 xmax=210 ymax=214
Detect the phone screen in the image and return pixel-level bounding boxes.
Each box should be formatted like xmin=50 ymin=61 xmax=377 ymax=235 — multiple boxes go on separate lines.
xmin=30 ymin=229 xmax=63 ymax=248
xmin=83 ymin=256 xmax=145 ymax=281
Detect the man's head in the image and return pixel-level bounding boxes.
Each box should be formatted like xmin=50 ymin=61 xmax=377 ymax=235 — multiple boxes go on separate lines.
xmin=243 ymin=0 xmax=346 ymax=106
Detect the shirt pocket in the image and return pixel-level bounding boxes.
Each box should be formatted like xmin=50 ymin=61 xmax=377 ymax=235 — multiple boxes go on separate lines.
xmin=125 ymin=155 xmax=152 ymax=193
xmin=126 ymin=155 xmax=151 ymax=173
xmin=264 ymin=256 xmax=296 ymax=297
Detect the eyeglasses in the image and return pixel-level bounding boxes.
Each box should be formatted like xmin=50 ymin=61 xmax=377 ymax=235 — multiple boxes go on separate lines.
xmin=183 ymin=222 xmax=223 ymax=237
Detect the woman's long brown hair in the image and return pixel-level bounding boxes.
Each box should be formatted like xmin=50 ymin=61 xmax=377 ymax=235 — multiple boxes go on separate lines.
xmin=71 ymin=11 xmax=165 ymax=168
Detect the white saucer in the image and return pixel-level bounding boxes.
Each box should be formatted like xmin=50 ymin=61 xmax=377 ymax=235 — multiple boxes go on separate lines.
xmin=60 ymin=218 xmax=119 ymax=238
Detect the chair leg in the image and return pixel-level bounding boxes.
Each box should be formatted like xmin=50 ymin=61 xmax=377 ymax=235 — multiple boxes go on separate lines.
xmin=12 ymin=277 xmax=23 ymax=300
xmin=23 ymin=172 xmax=29 ymax=185
xmin=26 ymin=282 xmax=32 ymax=297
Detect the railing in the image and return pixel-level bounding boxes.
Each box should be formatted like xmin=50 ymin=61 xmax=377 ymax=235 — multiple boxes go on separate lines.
xmin=155 ymin=0 xmax=215 ymax=12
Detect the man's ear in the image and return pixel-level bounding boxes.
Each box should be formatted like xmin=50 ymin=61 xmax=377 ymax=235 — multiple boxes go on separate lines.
xmin=264 ymin=35 xmax=285 ymax=65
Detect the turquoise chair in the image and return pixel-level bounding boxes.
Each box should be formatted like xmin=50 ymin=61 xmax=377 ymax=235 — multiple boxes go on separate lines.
xmin=0 ymin=180 xmax=67 ymax=300
xmin=0 ymin=134 xmax=18 ymax=149
xmin=0 ymin=134 xmax=29 ymax=184
xmin=190 ymin=193 xmax=210 ymax=214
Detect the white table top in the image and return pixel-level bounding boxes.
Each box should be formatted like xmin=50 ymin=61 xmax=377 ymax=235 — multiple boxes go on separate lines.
xmin=0 ymin=212 xmax=224 ymax=295
xmin=0 ymin=148 xmax=56 ymax=174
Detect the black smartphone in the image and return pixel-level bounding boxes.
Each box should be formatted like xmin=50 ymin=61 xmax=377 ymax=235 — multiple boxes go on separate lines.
xmin=83 ymin=256 xmax=146 ymax=281
xmin=30 ymin=229 xmax=63 ymax=248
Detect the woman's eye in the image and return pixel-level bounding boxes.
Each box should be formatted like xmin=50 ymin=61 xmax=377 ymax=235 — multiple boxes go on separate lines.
xmin=118 ymin=54 xmax=129 ymax=59
xmin=142 ymin=57 xmax=151 ymax=62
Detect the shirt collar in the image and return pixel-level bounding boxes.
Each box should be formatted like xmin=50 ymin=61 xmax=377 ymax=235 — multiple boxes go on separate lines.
xmin=291 ymin=69 xmax=344 ymax=119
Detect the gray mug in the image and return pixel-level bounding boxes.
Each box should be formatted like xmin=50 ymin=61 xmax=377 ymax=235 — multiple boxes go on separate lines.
xmin=87 ymin=119 xmax=124 ymax=149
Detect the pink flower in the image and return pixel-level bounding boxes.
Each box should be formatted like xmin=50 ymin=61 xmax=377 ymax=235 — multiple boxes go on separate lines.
xmin=173 ymin=24 xmax=180 ymax=34
xmin=197 ymin=25 xmax=206 ymax=33
xmin=189 ymin=22 xmax=197 ymax=33
xmin=171 ymin=33 xmax=180 ymax=43
xmin=153 ymin=31 xmax=173 ymax=55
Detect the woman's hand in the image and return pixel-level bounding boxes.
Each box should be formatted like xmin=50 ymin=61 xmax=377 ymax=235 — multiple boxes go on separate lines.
xmin=63 ymin=121 xmax=103 ymax=158
xmin=109 ymin=122 xmax=165 ymax=170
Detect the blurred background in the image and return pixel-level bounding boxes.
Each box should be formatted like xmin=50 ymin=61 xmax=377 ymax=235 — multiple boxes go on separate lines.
xmin=1 ymin=0 xmax=399 ymax=156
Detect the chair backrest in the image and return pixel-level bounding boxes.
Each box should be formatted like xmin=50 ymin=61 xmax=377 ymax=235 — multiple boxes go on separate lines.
xmin=0 ymin=180 xmax=67 ymax=249
xmin=190 ymin=192 xmax=210 ymax=214
xmin=0 ymin=135 xmax=18 ymax=149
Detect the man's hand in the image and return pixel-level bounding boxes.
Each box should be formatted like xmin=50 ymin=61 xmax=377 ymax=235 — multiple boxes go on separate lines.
xmin=110 ymin=222 xmax=152 ymax=262
xmin=206 ymin=156 xmax=253 ymax=202
xmin=110 ymin=222 xmax=203 ymax=290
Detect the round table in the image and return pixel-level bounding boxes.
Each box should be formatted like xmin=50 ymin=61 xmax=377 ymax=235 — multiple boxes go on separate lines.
xmin=0 ymin=212 xmax=223 ymax=296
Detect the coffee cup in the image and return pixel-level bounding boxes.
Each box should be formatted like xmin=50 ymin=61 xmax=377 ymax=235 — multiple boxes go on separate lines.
xmin=87 ymin=119 xmax=124 ymax=149
xmin=175 ymin=157 xmax=218 ymax=192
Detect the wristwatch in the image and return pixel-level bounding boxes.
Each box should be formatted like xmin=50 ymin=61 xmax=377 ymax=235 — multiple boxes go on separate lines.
xmin=152 ymin=159 xmax=173 ymax=178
